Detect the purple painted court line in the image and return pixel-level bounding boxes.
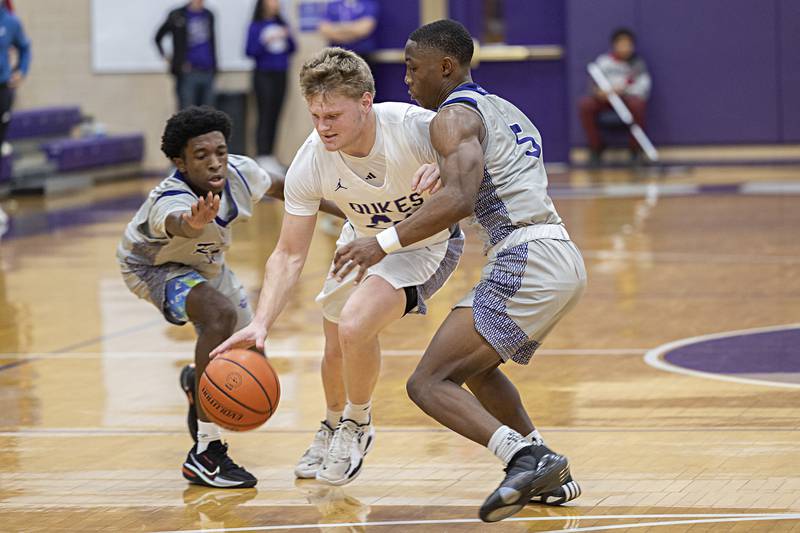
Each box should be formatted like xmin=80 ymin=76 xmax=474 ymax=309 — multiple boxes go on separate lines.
xmin=663 ymin=329 xmax=800 ymax=379
xmin=2 ymin=193 xmax=145 ymax=240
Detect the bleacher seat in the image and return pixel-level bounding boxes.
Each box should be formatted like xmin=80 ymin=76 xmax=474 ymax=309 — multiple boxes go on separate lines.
xmin=41 ymin=134 xmax=145 ymax=172
xmin=7 ymin=106 xmax=83 ymax=141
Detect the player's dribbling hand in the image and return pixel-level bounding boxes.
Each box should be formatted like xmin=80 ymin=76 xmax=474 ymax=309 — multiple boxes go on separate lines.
xmin=210 ymin=322 xmax=268 ymax=358
xmin=183 ymin=192 xmax=220 ymax=230
xmin=411 ymin=163 xmax=442 ymax=194
xmin=332 ymin=236 xmax=385 ymax=283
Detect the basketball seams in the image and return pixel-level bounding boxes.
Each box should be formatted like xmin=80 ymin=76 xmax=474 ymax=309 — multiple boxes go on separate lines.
xmin=216 ymin=356 xmax=277 ymax=415
xmin=265 ymin=359 xmax=280 ymax=416
xmin=203 ymin=370 xmax=268 ymax=416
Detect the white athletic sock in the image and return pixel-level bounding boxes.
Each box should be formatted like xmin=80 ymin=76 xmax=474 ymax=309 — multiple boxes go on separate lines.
xmin=326 ymin=408 xmax=343 ymax=429
xmin=525 ymin=429 xmax=545 ymax=446
xmin=488 ymin=425 xmax=531 ymax=465
xmin=342 ymin=401 xmax=371 ymax=425
xmin=196 ymin=421 xmax=222 ymax=454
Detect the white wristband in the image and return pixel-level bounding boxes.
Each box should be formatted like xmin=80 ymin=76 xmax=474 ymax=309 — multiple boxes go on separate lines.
xmin=376 ymin=226 xmax=402 ymax=254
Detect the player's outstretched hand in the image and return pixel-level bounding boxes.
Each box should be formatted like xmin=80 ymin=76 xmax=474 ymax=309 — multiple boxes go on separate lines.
xmin=183 ymin=191 xmax=220 ymax=230
xmin=411 ymin=163 xmax=442 ymax=194
xmin=210 ymin=321 xmax=268 ymax=358
xmin=332 ymin=236 xmax=385 ymax=283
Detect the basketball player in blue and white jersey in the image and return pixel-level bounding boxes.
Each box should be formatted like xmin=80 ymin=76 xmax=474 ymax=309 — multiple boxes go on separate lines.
xmin=333 ymin=20 xmax=587 ymax=521
xmin=211 ymin=47 xmax=464 ymax=486
xmin=118 ymin=106 xmax=343 ymax=489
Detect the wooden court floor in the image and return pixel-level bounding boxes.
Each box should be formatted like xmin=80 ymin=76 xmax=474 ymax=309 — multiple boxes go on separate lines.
xmin=1 ymin=166 xmax=799 ymax=532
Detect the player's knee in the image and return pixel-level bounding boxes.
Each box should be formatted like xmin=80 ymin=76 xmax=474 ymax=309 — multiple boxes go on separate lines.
xmin=336 ymin=316 xmax=362 ymax=347
xmin=200 ymin=304 xmax=238 ymax=337
xmin=405 ymin=372 xmax=431 ymax=407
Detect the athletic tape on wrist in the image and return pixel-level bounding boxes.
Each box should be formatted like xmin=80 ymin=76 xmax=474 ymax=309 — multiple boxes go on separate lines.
xmin=376 ymin=226 xmax=402 ymax=254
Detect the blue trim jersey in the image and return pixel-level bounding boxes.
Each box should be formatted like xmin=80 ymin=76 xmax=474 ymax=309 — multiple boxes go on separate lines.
xmin=439 ymin=83 xmax=567 ymax=253
xmin=117 ymin=154 xmax=271 ymax=279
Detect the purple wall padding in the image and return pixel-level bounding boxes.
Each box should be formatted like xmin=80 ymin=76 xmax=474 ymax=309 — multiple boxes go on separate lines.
xmin=779 ymin=0 xmax=800 ymax=142
xmin=505 ymin=0 xmax=565 ymax=45
xmin=448 ymin=0 xmax=483 ymax=39
xmin=7 ymin=107 xmax=82 ymax=141
xmin=375 ymin=0 xmax=419 ymax=49
xmin=639 ymin=0 xmax=779 ymax=144
xmin=568 ymin=0 xmax=787 ymax=146
xmin=373 ymin=63 xmax=411 ymax=104
xmin=41 ymin=134 xmax=144 ymax=172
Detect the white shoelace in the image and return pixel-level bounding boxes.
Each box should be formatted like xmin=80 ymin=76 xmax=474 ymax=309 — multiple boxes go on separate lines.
xmin=330 ymin=421 xmax=360 ymax=462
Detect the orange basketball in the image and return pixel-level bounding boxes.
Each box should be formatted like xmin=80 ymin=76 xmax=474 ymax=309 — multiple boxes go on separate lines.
xmin=198 ymin=349 xmax=280 ymax=431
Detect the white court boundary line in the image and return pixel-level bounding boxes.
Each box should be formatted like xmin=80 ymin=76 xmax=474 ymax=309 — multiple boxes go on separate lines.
xmin=644 ymin=323 xmax=800 ymax=389
xmin=3 ymin=424 xmax=798 ymax=438
xmin=0 ymin=348 xmax=647 ymax=361
xmin=149 ymin=513 xmax=800 ymax=533
xmin=553 ymin=514 xmax=800 ymax=532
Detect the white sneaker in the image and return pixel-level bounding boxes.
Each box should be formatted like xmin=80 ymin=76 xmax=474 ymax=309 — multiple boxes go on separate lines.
xmin=294 ymin=421 xmax=335 ymax=479
xmin=316 ymin=418 xmax=375 ymax=486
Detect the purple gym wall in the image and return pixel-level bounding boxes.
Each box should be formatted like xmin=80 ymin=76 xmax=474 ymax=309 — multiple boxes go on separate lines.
xmin=567 ymin=0 xmax=797 ymax=147
xmin=373 ymin=0 xmax=799 ymax=158
xmin=374 ymin=0 xmax=419 ymax=48
xmin=779 ymin=0 xmax=800 ymax=142
xmin=374 ymin=0 xmax=570 ymax=162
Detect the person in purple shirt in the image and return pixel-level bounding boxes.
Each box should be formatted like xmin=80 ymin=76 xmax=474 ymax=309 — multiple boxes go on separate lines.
xmin=155 ymin=0 xmax=218 ymax=110
xmin=246 ymin=0 xmax=296 ymax=171
xmin=319 ymin=0 xmax=379 ymax=68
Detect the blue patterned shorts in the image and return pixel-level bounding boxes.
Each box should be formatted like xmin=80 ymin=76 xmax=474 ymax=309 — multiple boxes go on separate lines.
xmin=164 ymin=271 xmax=207 ymax=324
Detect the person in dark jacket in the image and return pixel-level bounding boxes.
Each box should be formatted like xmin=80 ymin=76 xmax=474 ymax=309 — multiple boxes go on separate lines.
xmin=155 ymin=0 xmax=218 ymax=110
xmin=246 ymin=0 xmax=295 ymax=171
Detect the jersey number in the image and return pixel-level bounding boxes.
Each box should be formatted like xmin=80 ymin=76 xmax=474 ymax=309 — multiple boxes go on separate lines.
xmin=366 ymin=214 xmax=393 ymax=229
xmin=510 ymin=123 xmax=541 ymax=158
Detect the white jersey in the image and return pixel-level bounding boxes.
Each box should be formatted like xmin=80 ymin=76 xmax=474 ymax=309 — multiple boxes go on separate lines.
xmin=117 ymin=154 xmax=271 ymax=279
xmin=284 ymin=102 xmax=451 ymax=250
xmin=440 ymin=82 xmax=568 ymax=254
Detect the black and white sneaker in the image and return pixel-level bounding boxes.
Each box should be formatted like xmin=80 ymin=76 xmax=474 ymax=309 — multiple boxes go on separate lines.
xmin=180 ymin=364 xmax=198 ymax=442
xmin=529 ymin=466 xmax=581 ymax=506
xmin=182 ymin=440 xmax=257 ymax=488
xmin=479 ymin=449 xmax=569 ymax=523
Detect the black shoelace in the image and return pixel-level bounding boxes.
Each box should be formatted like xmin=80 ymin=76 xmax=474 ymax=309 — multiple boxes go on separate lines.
xmin=205 ymin=441 xmax=242 ymax=471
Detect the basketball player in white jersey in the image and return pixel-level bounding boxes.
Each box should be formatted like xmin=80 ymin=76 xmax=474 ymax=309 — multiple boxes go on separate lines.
xmin=211 ymin=48 xmax=464 ymax=486
xmin=118 ymin=106 xmax=343 ymax=489
xmin=333 ymin=20 xmax=587 ymax=521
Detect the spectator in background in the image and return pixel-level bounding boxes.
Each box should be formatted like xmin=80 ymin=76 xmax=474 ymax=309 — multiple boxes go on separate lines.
xmin=579 ymin=28 xmax=651 ymax=166
xmin=246 ymin=0 xmax=295 ymax=173
xmin=319 ymin=0 xmax=379 ymax=76
xmin=0 ymin=0 xmax=29 ymax=236
xmin=0 ymin=0 xmax=30 ymax=156
xmin=155 ymin=0 xmax=218 ymax=110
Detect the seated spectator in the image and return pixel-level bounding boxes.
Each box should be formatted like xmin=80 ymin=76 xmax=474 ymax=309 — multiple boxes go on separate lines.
xmin=578 ymin=28 xmax=651 ymax=166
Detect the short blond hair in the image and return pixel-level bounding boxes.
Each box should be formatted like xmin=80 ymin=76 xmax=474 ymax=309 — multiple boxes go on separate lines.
xmin=299 ymin=47 xmax=375 ymax=100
